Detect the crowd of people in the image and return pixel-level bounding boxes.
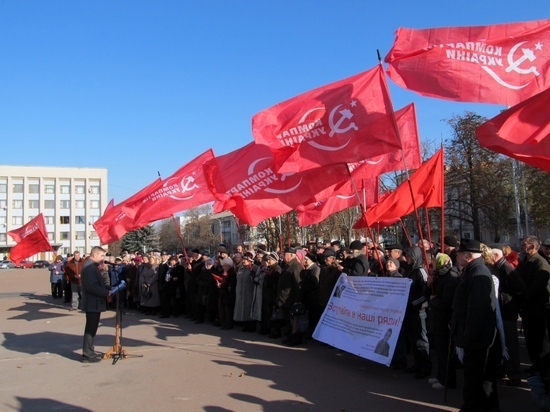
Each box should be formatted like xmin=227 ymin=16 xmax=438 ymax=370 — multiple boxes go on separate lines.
xmin=48 ymin=235 xmax=550 ymax=412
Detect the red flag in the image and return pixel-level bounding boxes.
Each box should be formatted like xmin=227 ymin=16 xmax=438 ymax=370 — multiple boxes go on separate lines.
xmin=252 ymin=65 xmax=401 ymax=173
xmin=123 ymin=149 xmax=216 ymax=226
xmin=476 ymin=87 xmax=550 ymax=172
xmin=8 ymin=214 xmax=52 ymax=265
xmin=297 ymin=179 xmax=379 ymax=226
xmin=359 ymin=103 xmax=422 ymax=177
xmin=203 ymin=142 xmax=349 ymax=226
xmin=385 ymin=19 xmax=550 ymax=105
xmin=93 ymin=178 xmax=164 ymax=244
xmin=8 ymin=214 xmax=48 ymax=243
xmin=365 ymin=149 xmax=444 ymax=224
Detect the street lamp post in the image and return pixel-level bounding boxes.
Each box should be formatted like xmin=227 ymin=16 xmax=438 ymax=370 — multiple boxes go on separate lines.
xmin=212 ymin=217 xmax=223 ymax=244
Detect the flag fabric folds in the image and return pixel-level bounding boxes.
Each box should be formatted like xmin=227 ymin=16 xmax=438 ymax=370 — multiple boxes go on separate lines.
xmin=203 ymin=142 xmax=350 ymax=226
xmin=385 ymin=19 xmax=550 ymax=105
xmin=8 ymin=214 xmax=52 ymax=265
xmin=252 ymin=65 xmax=402 ymax=173
xmin=363 ymin=149 xmax=444 ymax=225
xmin=310 ymin=103 xmax=420 ymax=202
xmin=123 ymin=149 xmax=216 ymax=226
xmin=93 ymin=178 xmax=164 ymax=245
xmin=352 ymin=102 xmax=421 ymax=178
xmin=297 ymin=178 xmax=379 ymax=226
xmin=476 ymin=87 xmax=550 ymax=173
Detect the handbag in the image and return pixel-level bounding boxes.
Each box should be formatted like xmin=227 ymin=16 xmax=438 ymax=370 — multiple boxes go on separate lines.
xmin=141 ymin=283 xmax=152 ymax=299
xmin=270 ymin=306 xmax=284 ymax=321
xmin=290 ymin=303 xmax=309 ymax=334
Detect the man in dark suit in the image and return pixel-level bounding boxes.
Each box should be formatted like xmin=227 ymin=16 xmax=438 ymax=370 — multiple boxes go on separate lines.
xmin=81 ymin=246 xmax=111 ymax=363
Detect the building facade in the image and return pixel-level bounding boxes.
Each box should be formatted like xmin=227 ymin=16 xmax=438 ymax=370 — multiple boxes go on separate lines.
xmin=0 ymin=165 xmax=108 ymax=261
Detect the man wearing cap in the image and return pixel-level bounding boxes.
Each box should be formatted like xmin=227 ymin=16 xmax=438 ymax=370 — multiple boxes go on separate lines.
xmin=443 ymin=235 xmax=459 ymax=267
xmin=64 ymin=251 xmax=85 ymax=311
xmin=318 ymin=248 xmax=342 ymax=321
xmin=343 ymin=240 xmax=369 ymax=276
xmin=516 ymin=236 xmax=550 ymax=375
xmin=451 ymin=239 xmax=500 ymax=412
xmin=275 ymin=247 xmax=303 ymax=344
xmin=387 ymin=244 xmax=408 ymax=275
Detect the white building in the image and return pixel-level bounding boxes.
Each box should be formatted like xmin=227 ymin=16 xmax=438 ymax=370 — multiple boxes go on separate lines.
xmin=0 ymin=165 xmax=108 ymax=261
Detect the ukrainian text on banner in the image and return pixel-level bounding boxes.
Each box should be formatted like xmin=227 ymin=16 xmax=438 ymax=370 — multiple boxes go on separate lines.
xmin=313 ymin=274 xmax=411 ymax=366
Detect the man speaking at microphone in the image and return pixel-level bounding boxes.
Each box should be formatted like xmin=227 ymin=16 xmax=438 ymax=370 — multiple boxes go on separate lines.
xmin=81 ymin=246 xmax=112 ymax=363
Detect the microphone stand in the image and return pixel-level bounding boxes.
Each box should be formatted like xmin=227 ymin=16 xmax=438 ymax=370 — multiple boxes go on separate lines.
xmin=103 ymin=288 xmax=142 ymax=364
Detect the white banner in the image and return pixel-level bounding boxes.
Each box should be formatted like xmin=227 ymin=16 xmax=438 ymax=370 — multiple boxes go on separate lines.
xmin=313 ymin=274 xmax=412 ymax=366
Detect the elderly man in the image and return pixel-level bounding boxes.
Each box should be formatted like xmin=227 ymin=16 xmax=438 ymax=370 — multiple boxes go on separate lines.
xmin=342 ymin=240 xmax=369 ymax=276
xmin=451 ymin=239 xmax=500 ymax=412
xmin=81 ymin=246 xmax=111 ymax=363
xmin=516 ymin=236 xmax=550 ymax=375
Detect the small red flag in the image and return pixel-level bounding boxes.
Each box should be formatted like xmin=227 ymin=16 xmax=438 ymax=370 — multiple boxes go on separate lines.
xmin=252 ymin=65 xmax=401 ymax=173
xmin=385 ymin=19 xmax=550 ymax=105
xmin=203 ymin=142 xmax=349 ymax=226
xmin=123 ymin=149 xmax=216 ymax=226
xmin=365 ymin=149 xmax=444 ymax=224
xmin=8 ymin=214 xmax=49 ymax=243
xmin=8 ymin=214 xmax=52 ymax=265
xmin=476 ymin=87 xmax=550 ymax=173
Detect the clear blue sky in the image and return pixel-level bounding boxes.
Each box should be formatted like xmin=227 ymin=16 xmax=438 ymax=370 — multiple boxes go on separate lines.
xmin=1 ymin=1 xmax=547 ymax=203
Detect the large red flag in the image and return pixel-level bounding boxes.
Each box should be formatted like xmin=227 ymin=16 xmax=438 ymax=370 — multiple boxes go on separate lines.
xmin=8 ymin=214 xmax=52 ymax=265
xmin=476 ymin=87 xmax=550 ymax=172
xmin=203 ymin=142 xmax=349 ymax=226
xmin=385 ymin=19 xmax=550 ymax=105
xmin=8 ymin=214 xmax=48 ymax=243
xmin=123 ymin=149 xmax=216 ymax=226
xmin=364 ymin=149 xmax=444 ymax=224
xmin=93 ymin=178 xmax=164 ymax=244
xmin=252 ymin=65 xmax=401 ymax=173
xmin=297 ymin=178 xmax=379 ymax=226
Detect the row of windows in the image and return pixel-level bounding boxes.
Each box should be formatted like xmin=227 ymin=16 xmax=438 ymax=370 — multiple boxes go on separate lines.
xmin=0 ymin=231 xmax=98 ymax=243
xmin=3 ymin=216 xmax=98 ymax=226
xmin=0 ymin=183 xmax=101 ymax=195
xmin=7 ymin=199 xmax=101 ymax=209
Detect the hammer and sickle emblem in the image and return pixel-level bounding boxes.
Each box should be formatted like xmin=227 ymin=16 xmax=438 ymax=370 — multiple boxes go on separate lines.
xmin=181 ymin=175 xmax=199 ymax=193
xmin=329 ymin=104 xmax=359 ymax=137
xmin=506 ymin=41 xmax=540 ymax=76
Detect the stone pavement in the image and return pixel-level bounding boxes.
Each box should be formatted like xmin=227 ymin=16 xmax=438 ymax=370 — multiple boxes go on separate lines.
xmin=0 ymin=268 xmax=538 ymax=412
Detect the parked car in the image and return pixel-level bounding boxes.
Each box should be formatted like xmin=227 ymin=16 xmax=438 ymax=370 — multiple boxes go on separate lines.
xmin=32 ymin=260 xmax=51 ymax=268
xmin=16 ymin=260 xmax=34 ymax=269
xmin=0 ymin=260 xmax=16 ymax=269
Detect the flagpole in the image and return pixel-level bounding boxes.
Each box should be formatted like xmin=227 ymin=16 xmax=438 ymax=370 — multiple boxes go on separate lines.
xmin=440 ymin=144 xmax=445 ymax=254
xmin=346 ymin=165 xmax=385 ymax=276
xmin=378 ymin=51 xmax=429 ymax=268
xmin=399 ymin=218 xmax=412 ymax=246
